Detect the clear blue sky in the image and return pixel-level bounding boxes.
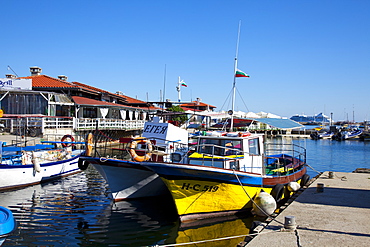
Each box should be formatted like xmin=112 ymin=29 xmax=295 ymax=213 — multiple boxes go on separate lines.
xmin=1 ymin=0 xmax=369 ymax=122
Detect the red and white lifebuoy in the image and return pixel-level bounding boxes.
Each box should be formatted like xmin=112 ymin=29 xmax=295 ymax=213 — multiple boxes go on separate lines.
xmin=129 ymin=138 xmax=153 ymax=162
xmin=61 ymin=134 xmax=75 ymax=148
xmin=238 ymin=132 xmax=251 ymax=137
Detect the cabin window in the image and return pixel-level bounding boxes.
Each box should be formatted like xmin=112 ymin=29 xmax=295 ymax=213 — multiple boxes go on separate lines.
xmin=248 ymin=138 xmax=260 ymax=155
xmin=198 ymin=139 xmax=242 ymax=156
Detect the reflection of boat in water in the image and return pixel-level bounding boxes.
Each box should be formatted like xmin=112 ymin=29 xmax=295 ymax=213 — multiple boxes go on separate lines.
xmin=86 ymin=196 xmax=179 ymax=246
xmin=97 ymin=198 xmax=254 ymax=246
xmin=0 ymin=169 xmax=111 ymax=246
xmin=169 ymin=216 xmax=254 ymax=247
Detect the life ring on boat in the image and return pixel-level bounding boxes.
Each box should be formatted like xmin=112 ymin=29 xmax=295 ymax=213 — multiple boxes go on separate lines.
xmin=85 ymin=133 xmax=94 ymax=157
xmin=78 ymin=159 xmax=89 ymax=170
xmin=300 ymin=174 xmax=310 ymax=187
xmin=238 ymin=132 xmax=251 ymax=137
xmin=129 ymin=138 xmax=153 ymax=162
xmin=270 ymin=183 xmax=284 ymax=202
xmin=61 ymin=135 xmax=75 ymax=148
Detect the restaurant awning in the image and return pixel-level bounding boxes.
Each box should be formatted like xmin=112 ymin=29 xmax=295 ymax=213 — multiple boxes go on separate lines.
xmin=248 ymin=118 xmax=303 ymax=129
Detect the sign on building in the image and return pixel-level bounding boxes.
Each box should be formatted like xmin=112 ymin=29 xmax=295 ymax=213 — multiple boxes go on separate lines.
xmin=0 ymin=79 xmax=32 ymax=90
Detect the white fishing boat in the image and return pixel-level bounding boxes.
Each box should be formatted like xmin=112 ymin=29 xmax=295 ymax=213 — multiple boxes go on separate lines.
xmin=78 ymin=118 xmax=189 ymax=200
xmin=0 ymin=139 xmax=83 ymax=191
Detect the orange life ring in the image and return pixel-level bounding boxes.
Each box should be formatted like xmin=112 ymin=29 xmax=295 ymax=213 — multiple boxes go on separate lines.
xmin=238 ymin=132 xmax=251 ymax=137
xmin=129 ymin=138 xmax=153 ymax=162
xmin=61 ymin=134 xmax=75 ymax=147
xmin=85 ymin=133 xmax=94 ymax=157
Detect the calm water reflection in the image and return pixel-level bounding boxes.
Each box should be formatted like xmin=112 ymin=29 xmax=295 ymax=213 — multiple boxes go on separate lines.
xmin=1 ymin=139 xmax=369 ymax=246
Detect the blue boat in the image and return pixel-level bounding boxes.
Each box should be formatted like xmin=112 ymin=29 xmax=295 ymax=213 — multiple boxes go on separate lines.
xmin=0 ymin=206 xmax=16 ymax=244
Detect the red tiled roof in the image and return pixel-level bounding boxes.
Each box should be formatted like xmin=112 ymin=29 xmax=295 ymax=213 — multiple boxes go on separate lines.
xmin=71 ymin=96 xmax=160 ymax=111
xmin=72 ymin=81 xmax=147 ymax=104
xmin=180 ymin=101 xmax=216 ymax=108
xmin=72 ymin=96 xmax=131 ymax=107
xmin=72 ymin=81 xmax=110 ymax=94
xmin=19 ymin=74 xmax=162 ymax=108
xmin=181 ymin=107 xmax=203 ymax=112
xmin=118 ymin=94 xmax=146 ymax=104
xmin=20 ymin=75 xmax=77 ymax=88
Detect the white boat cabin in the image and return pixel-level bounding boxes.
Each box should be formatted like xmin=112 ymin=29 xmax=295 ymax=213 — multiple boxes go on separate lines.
xmin=189 ymin=133 xmax=264 ymax=174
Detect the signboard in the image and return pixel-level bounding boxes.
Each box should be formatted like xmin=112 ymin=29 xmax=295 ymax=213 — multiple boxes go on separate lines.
xmin=0 ymin=79 xmax=32 ymax=90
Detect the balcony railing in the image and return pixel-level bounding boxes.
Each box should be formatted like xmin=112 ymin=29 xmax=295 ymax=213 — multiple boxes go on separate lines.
xmin=7 ymin=117 xmax=145 ymax=134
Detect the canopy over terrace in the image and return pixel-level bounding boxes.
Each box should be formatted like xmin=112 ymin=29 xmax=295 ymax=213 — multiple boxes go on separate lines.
xmin=71 ymin=96 xmax=156 ymax=120
xmin=247 ymin=118 xmax=303 ymax=130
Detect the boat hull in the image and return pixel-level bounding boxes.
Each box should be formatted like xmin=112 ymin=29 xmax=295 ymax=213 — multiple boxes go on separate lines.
xmin=80 ymin=157 xmax=169 ymax=200
xmin=0 ymin=150 xmax=82 ymax=191
xmin=144 ymin=162 xmax=307 ymax=222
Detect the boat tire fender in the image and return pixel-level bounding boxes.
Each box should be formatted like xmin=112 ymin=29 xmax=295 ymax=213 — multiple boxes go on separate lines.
xmin=300 ymin=174 xmax=310 ymax=187
xmin=270 ymin=183 xmax=284 ymax=202
xmin=129 ymin=138 xmax=153 ymax=162
xmin=61 ymin=135 xmax=75 ymax=148
xmin=78 ymin=159 xmax=89 ymax=170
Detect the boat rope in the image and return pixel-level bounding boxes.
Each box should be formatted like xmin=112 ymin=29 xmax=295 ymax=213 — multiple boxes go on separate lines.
xmin=232 ymin=169 xmax=284 ymax=225
xmin=305 ymin=163 xmax=322 ymax=175
xmin=150 ymin=229 xmax=278 ymax=247
xmin=97 ymin=130 xmax=118 ymax=141
xmin=99 ymin=156 xmax=110 ymax=162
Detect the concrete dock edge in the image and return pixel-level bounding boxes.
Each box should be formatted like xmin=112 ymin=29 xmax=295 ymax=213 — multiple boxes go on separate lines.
xmin=246 ymin=171 xmax=370 ymax=247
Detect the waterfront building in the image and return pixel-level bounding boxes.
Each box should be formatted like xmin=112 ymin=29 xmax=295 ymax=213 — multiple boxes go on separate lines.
xmin=0 ymin=67 xmax=160 ymax=136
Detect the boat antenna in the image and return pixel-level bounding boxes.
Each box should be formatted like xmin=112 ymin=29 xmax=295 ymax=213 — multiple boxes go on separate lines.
xmin=162 ymin=64 xmax=167 ymax=109
xmin=230 ymin=20 xmax=241 ymax=131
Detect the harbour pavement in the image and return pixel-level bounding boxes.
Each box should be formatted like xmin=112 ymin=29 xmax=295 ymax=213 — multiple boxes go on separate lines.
xmin=246 ymin=171 xmax=370 ymax=247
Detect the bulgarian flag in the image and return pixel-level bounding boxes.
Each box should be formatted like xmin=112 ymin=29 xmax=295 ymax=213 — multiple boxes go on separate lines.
xmin=181 ymin=80 xmax=187 ymax=87
xmin=235 ymin=69 xmax=250 ymax=78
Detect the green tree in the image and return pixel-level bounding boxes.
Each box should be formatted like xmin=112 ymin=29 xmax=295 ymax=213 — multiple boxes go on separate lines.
xmin=167 ymin=105 xmax=188 ymax=125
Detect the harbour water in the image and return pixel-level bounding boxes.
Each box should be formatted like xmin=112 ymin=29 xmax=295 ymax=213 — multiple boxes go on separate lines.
xmin=1 ymin=138 xmax=369 ymax=246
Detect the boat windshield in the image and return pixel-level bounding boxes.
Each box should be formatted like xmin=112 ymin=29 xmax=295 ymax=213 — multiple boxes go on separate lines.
xmin=198 ymin=138 xmax=242 ymax=156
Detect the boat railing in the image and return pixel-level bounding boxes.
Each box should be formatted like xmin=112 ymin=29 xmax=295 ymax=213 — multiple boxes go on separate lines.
xmin=188 ymin=143 xmax=250 ymax=169
xmin=84 ymin=133 xmax=191 ymax=162
xmin=264 ymin=143 xmax=306 ymax=175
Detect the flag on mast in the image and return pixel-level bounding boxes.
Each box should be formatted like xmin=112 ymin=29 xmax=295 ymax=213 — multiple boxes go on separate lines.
xmin=180 ymin=80 xmax=187 ymax=87
xmin=235 ymin=69 xmax=250 ymax=78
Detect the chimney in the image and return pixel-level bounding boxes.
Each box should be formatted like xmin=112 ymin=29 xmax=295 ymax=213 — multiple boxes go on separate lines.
xmin=5 ymin=74 xmax=17 ymax=79
xmin=30 ymin=66 xmax=42 ymax=76
xmin=58 ymin=75 xmax=68 ymax=81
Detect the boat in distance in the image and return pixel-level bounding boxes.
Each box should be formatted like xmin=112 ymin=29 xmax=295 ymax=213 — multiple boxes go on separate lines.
xmin=0 ymin=140 xmax=84 ymax=191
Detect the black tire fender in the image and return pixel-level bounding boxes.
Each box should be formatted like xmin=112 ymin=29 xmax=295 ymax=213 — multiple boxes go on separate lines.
xmin=300 ymin=174 xmax=310 ymax=187
xmin=270 ymin=183 xmax=284 ymax=202
xmin=78 ymin=159 xmax=89 ymax=170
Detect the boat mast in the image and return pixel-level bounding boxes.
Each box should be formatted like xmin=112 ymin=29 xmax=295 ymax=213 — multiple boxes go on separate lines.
xmin=177 ymin=76 xmax=181 ymax=102
xmin=230 ymin=21 xmax=241 ymax=131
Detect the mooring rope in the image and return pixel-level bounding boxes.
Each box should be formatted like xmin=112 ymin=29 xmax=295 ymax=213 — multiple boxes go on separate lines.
xmin=232 ymin=169 xmax=285 ymax=225
xmin=150 ymin=229 xmax=279 ymax=247
xmin=305 ymin=163 xmax=322 ymax=175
